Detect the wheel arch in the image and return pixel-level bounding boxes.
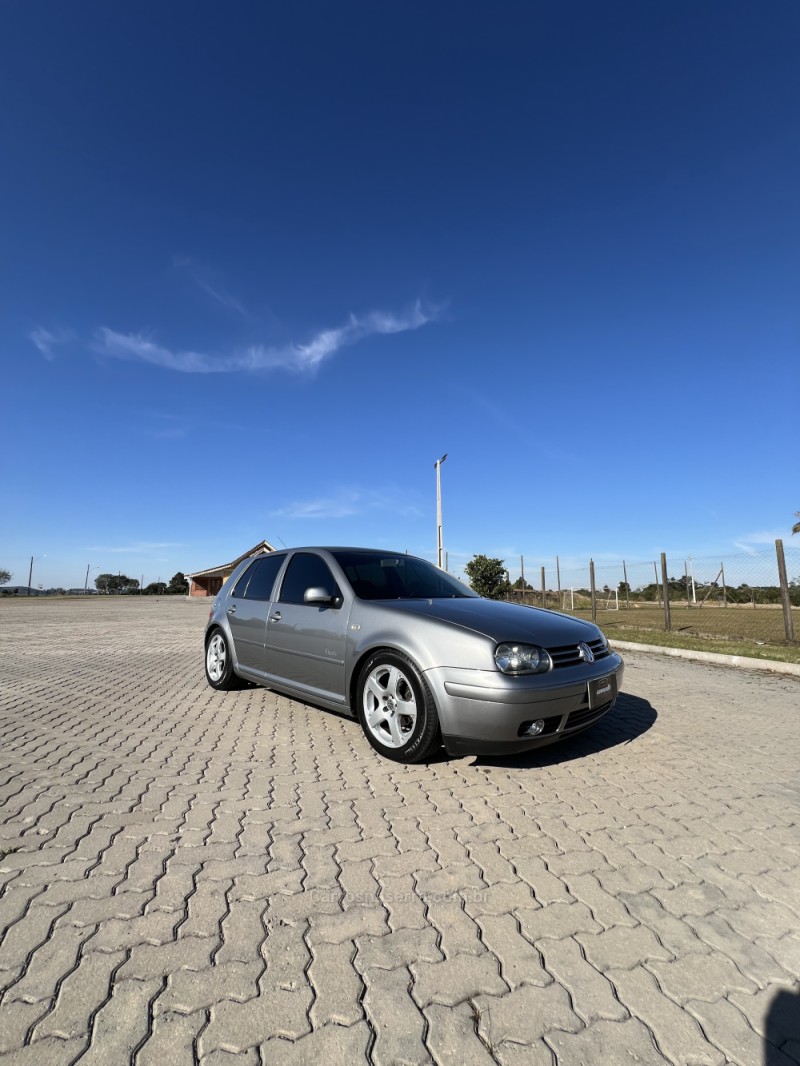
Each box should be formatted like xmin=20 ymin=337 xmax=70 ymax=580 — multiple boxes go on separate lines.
xmin=348 ymin=643 xmax=414 ymax=711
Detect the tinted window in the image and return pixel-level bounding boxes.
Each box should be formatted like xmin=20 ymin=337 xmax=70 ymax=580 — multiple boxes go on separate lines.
xmin=242 ymin=555 xmax=285 ymax=601
xmin=279 ymin=553 xmax=341 ymax=605
xmin=231 ymin=562 xmax=257 ymax=599
xmin=332 ymin=551 xmax=476 ymax=600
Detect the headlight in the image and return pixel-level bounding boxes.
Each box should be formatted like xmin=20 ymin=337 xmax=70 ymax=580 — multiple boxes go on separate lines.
xmin=494 ymin=643 xmax=552 ymax=675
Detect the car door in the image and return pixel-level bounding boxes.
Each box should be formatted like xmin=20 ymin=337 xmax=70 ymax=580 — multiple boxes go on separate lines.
xmin=264 ymin=551 xmax=349 ymax=702
xmin=226 ymin=554 xmax=286 ymax=673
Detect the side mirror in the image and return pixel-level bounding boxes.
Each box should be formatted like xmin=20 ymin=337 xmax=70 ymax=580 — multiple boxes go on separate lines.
xmin=304 ymin=586 xmax=338 ymax=606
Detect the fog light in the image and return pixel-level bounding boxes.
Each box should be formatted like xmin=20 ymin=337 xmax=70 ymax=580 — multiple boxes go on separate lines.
xmin=524 ymin=719 xmax=545 ymax=737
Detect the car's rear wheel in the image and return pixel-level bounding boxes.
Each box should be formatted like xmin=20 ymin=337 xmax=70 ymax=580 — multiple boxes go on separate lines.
xmin=356 ymin=651 xmax=440 ymax=763
xmin=205 ymin=629 xmax=241 ymax=690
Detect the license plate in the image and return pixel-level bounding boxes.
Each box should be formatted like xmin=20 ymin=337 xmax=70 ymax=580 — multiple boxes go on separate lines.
xmin=588 ymin=673 xmax=617 ymax=709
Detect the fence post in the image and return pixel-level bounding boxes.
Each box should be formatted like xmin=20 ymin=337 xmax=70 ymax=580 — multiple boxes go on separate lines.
xmin=540 ymin=566 xmax=546 ymax=609
xmin=661 ymin=553 xmax=671 ymax=631
xmin=590 ymin=559 xmax=596 ymax=623
xmin=685 ymin=561 xmax=691 ymax=607
xmin=776 ymin=539 xmax=796 ymax=642
xmin=653 ymin=561 xmax=661 ymax=608
xmin=520 ymin=555 xmax=525 ymax=603
xmin=721 ymin=561 xmax=727 ymax=607
xmin=556 ymin=556 xmax=561 ymax=607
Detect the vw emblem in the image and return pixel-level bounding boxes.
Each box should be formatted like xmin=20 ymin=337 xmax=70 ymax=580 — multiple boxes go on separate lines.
xmin=578 ymin=641 xmax=595 ymax=663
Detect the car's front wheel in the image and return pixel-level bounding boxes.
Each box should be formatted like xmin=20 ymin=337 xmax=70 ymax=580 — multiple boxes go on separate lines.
xmin=356 ymin=651 xmax=440 ymax=763
xmin=205 ymin=629 xmax=241 ymax=690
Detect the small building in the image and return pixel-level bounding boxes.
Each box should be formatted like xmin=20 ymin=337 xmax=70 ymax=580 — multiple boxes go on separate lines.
xmin=187 ymin=539 xmax=277 ymax=598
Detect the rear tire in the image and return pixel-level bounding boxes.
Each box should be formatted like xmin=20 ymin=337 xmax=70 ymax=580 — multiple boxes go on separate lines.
xmin=205 ymin=629 xmax=242 ymax=691
xmin=356 ymin=651 xmax=440 ymax=763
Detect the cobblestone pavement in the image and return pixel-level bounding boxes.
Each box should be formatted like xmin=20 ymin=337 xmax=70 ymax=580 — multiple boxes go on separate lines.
xmin=1 ymin=598 xmax=799 ymax=1066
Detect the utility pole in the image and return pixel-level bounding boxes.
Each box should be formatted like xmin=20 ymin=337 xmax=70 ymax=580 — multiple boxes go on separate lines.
xmin=434 ymin=453 xmax=448 ymax=568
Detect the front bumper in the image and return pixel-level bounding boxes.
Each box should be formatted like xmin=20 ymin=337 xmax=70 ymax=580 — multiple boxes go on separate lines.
xmin=424 ymin=653 xmax=624 ymax=757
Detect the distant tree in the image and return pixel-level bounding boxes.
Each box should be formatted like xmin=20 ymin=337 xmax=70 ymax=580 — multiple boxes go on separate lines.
xmin=512 ymin=576 xmax=533 ymax=590
xmin=167 ymin=571 xmax=189 ymax=595
xmin=144 ymin=582 xmax=168 ymax=595
xmin=95 ymin=574 xmax=139 ymax=594
xmin=0 ymin=569 xmax=11 ymax=586
xmin=464 ymin=555 xmax=510 ymax=600
xmin=793 ymin=512 xmax=800 ymax=535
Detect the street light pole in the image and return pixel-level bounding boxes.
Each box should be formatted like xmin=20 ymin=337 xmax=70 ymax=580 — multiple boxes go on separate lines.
xmin=434 ymin=453 xmax=448 ymax=569
xmin=28 ymin=554 xmax=45 ymax=596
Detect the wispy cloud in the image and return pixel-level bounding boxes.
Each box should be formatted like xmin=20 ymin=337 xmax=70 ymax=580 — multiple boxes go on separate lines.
xmin=94 ymin=301 xmax=436 ymax=375
xmin=88 ymin=541 xmax=184 ymax=554
xmin=29 ymin=326 xmax=70 ymax=360
xmin=733 ymin=530 xmax=784 ymax=555
xmin=173 ymin=256 xmax=250 ymax=318
xmin=273 ymin=488 xmax=423 ymax=521
xmin=140 ymin=412 xmax=190 ymax=440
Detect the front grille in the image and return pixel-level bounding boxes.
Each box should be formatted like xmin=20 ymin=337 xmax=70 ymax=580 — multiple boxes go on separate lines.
xmin=565 ymin=703 xmax=612 ymax=731
xmin=548 ymin=637 xmax=609 ymax=669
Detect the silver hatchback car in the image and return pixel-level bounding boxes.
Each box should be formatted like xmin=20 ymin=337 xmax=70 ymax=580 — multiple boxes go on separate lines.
xmin=205 ymin=547 xmax=624 ymax=763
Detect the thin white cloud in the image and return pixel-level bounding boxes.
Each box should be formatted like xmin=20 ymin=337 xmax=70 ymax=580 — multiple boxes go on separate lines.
xmin=274 ymin=492 xmax=361 ymax=520
xmin=733 ymin=530 xmax=784 ymax=554
xmin=273 ymin=487 xmax=423 ymax=521
xmin=29 ymin=326 xmax=70 ymax=360
xmin=173 ymin=256 xmax=250 ymax=318
xmin=94 ymin=301 xmax=436 ymax=375
xmin=88 ymin=541 xmax=185 ymax=554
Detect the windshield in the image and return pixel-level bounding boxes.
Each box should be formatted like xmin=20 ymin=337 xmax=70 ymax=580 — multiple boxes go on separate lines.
xmin=332 ymin=551 xmax=477 ymax=600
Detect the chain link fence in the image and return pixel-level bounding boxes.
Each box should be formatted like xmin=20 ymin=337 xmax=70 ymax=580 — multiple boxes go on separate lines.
xmin=503 ymin=541 xmax=800 ymax=649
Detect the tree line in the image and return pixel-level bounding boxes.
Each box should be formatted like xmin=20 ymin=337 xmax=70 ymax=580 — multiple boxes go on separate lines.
xmin=93 ymin=572 xmax=189 ymax=595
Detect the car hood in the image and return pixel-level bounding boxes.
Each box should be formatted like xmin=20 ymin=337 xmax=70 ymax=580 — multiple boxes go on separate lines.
xmin=373 ymin=598 xmax=600 ymax=645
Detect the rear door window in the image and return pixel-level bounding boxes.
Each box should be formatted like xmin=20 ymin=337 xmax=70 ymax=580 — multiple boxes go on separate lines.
xmin=231 ymin=555 xmax=284 ymax=600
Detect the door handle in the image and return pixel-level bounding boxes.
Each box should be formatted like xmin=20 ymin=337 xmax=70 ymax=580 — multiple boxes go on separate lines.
xmin=227 ymin=605 xmax=237 ymax=614
xmin=270 ymin=611 xmax=282 ymax=622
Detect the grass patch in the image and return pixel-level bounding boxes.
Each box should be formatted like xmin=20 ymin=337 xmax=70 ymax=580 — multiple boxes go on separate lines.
xmin=599 ymin=623 xmax=800 ymax=665
xmin=548 ymin=603 xmax=800 ymax=664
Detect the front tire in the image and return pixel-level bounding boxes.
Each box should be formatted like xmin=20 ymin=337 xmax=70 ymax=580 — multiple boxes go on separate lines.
xmin=205 ymin=629 xmax=241 ymax=691
xmin=356 ymin=651 xmax=440 ymax=763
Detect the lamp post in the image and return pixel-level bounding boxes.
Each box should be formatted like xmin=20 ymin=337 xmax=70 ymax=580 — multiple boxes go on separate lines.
xmin=28 ymin=554 xmax=46 ymax=596
xmin=434 ymin=453 xmax=447 ymax=569
xmin=84 ymin=565 xmax=100 ymax=595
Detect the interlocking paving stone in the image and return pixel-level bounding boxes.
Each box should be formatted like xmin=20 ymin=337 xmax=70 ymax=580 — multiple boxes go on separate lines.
xmin=355 ymin=925 xmax=443 ymax=972
xmin=473 ymin=912 xmax=549 ymax=989
xmin=473 ymin=980 xmax=582 ymax=1045
xmin=411 ymin=951 xmax=507 ymax=1007
xmin=577 ymin=923 xmax=673 ymax=972
xmin=261 ymin=1020 xmax=372 ymax=1065
xmin=422 ymin=1002 xmax=498 ymax=1065
xmin=362 ymin=965 xmax=428 ymax=1066
xmin=540 ymin=936 xmax=628 ymax=1023
xmin=546 ymin=1016 xmax=671 ymax=1065
xmin=648 ymin=952 xmax=758 ymax=1003
xmin=686 ymin=996 xmax=800 ymax=1066
xmin=308 ymin=939 xmax=364 ymax=1026
xmin=1 ymin=601 xmax=799 ymax=1065
xmin=608 ymin=965 xmax=724 ymax=1065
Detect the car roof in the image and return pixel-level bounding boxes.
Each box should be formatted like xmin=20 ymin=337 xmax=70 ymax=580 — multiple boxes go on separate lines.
xmin=294 ymin=546 xmax=409 ymax=555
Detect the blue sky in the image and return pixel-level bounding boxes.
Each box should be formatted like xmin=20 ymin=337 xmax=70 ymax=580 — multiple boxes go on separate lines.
xmin=2 ymin=1 xmax=798 ymax=590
